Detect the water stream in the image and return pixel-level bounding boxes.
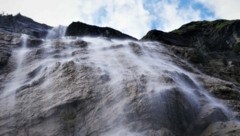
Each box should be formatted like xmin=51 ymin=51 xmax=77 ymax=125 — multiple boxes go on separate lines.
xmin=3 ymin=34 xmax=29 ymax=96
xmin=0 ymin=29 xmax=236 ymax=135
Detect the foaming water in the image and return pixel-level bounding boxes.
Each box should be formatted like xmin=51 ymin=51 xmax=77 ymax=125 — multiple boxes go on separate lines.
xmin=0 ymin=34 xmax=30 ymax=133
xmin=46 ymin=26 xmax=66 ymax=39
xmin=0 ymin=36 xmax=235 ymax=135
xmin=3 ymin=34 xmax=30 ymax=96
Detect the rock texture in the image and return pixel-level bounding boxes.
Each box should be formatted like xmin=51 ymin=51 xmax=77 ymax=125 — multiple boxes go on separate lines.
xmin=201 ymin=121 xmax=240 ymax=136
xmin=0 ymin=36 xmax=237 ymax=136
xmin=0 ymin=29 xmax=43 ymax=71
xmin=0 ymin=14 xmax=240 ymax=136
xmin=0 ymin=13 xmax=52 ymax=38
xmin=142 ymin=20 xmax=240 ymax=85
xmin=142 ymin=19 xmax=240 ymax=126
xmin=65 ymin=21 xmax=137 ymax=40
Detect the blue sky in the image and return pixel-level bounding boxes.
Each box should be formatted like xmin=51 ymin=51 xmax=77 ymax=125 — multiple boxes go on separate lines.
xmin=0 ymin=0 xmax=240 ymax=38
xmin=178 ymin=0 xmax=214 ymax=18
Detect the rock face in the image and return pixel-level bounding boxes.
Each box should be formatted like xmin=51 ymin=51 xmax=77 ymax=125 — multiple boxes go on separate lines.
xmin=0 ymin=13 xmax=52 ymax=38
xmin=142 ymin=19 xmax=240 ymax=84
xmin=0 ymin=35 xmax=239 ymax=136
xmin=0 ymin=15 xmax=240 ymax=136
xmin=65 ymin=21 xmax=137 ymax=40
xmin=0 ymin=28 xmax=43 ymax=73
xmin=142 ymin=20 xmax=240 ymax=50
xmin=142 ymin=19 xmax=240 ymax=126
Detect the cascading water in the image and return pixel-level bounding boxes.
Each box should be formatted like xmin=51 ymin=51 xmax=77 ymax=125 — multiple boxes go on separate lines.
xmin=46 ymin=25 xmax=66 ymax=39
xmin=0 ymin=30 xmax=238 ymax=136
xmin=3 ymin=34 xmax=29 ymax=96
xmin=0 ymin=34 xmax=30 ymax=135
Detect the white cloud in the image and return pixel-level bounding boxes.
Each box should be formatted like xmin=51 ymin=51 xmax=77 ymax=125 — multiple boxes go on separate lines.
xmin=1 ymin=0 xmax=230 ymax=39
xmin=76 ymin=0 xmax=204 ymax=37
xmin=196 ymin=0 xmax=240 ymax=19
xmin=77 ymin=0 xmax=152 ymax=39
xmin=0 ymin=0 xmax=80 ymax=26
xmin=0 ymin=0 xmax=153 ymax=38
xmin=150 ymin=0 xmax=202 ymax=32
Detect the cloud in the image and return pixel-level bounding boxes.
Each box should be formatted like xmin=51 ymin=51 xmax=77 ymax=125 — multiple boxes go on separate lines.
xmin=77 ymin=0 xmax=152 ymax=39
xmin=0 ymin=0 xmax=225 ymax=38
xmin=0 ymin=0 xmax=80 ymax=26
xmin=196 ymin=0 xmax=240 ymax=19
xmin=76 ymin=0 xmax=206 ymax=38
xmin=144 ymin=0 xmax=202 ymax=32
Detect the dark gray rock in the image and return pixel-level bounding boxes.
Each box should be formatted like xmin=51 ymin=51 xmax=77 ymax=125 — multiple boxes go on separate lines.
xmin=187 ymin=104 xmax=228 ymax=136
xmin=65 ymin=21 xmax=137 ymax=40
xmin=142 ymin=20 xmax=240 ymax=84
xmin=0 ymin=13 xmax=52 ymax=38
xmin=0 ymin=44 xmax=11 ymax=69
xmin=200 ymin=121 xmax=240 ymax=136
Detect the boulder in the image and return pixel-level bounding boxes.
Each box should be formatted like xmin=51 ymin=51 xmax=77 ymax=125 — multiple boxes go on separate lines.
xmin=126 ymin=87 xmax=199 ymax=136
xmin=187 ymin=104 xmax=228 ymax=136
xmin=200 ymin=121 xmax=240 ymax=136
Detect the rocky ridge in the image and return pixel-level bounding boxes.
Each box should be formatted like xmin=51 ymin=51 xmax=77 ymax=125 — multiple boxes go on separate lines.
xmin=142 ymin=20 xmax=240 ymax=84
xmin=65 ymin=21 xmax=137 ymax=40
xmin=0 ymin=13 xmax=52 ymax=38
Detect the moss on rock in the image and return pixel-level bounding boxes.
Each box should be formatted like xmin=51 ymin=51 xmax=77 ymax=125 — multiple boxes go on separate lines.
xmin=233 ymin=42 xmax=240 ymax=53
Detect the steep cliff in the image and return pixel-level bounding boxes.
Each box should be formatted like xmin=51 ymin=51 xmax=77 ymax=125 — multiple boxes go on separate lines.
xmin=0 ymin=15 xmax=240 ymax=136
xmin=142 ymin=20 xmax=240 ymax=84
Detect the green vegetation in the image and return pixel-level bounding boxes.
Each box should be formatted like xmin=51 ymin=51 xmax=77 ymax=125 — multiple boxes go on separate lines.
xmin=63 ymin=112 xmax=76 ymax=122
xmin=171 ymin=20 xmax=235 ymax=35
xmin=233 ymin=42 xmax=240 ymax=53
xmin=172 ymin=24 xmax=197 ymax=34
xmin=214 ymin=21 xmax=234 ymax=30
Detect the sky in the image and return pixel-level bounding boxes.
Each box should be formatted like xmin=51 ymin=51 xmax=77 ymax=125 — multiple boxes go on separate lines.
xmin=0 ymin=0 xmax=240 ymax=39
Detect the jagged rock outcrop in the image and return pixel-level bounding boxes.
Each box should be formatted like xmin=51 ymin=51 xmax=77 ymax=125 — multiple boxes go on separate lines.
xmin=65 ymin=21 xmax=137 ymax=40
xmin=142 ymin=20 xmax=240 ymax=84
xmin=0 ymin=13 xmax=52 ymax=38
xmin=142 ymin=19 xmax=240 ymax=51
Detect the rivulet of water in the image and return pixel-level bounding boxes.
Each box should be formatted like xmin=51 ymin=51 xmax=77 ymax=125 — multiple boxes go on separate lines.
xmin=3 ymin=34 xmax=30 ymax=96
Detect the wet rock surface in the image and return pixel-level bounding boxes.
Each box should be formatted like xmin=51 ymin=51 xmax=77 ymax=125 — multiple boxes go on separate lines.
xmin=142 ymin=20 xmax=240 ymax=131
xmin=0 ymin=36 xmax=238 ymax=136
xmin=0 ymin=15 xmax=240 ymax=136
xmin=142 ymin=19 xmax=240 ymax=84
xmin=201 ymin=121 xmax=240 ymax=136
xmin=0 ymin=44 xmax=11 ymax=69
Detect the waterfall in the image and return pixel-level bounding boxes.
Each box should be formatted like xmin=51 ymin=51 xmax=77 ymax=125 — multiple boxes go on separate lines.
xmin=3 ymin=34 xmax=29 ymax=96
xmin=0 ymin=34 xmax=237 ymax=136
xmin=0 ymin=34 xmax=30 ymax=135
xmin=46 ymin=25 xmax=66 ymax=39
